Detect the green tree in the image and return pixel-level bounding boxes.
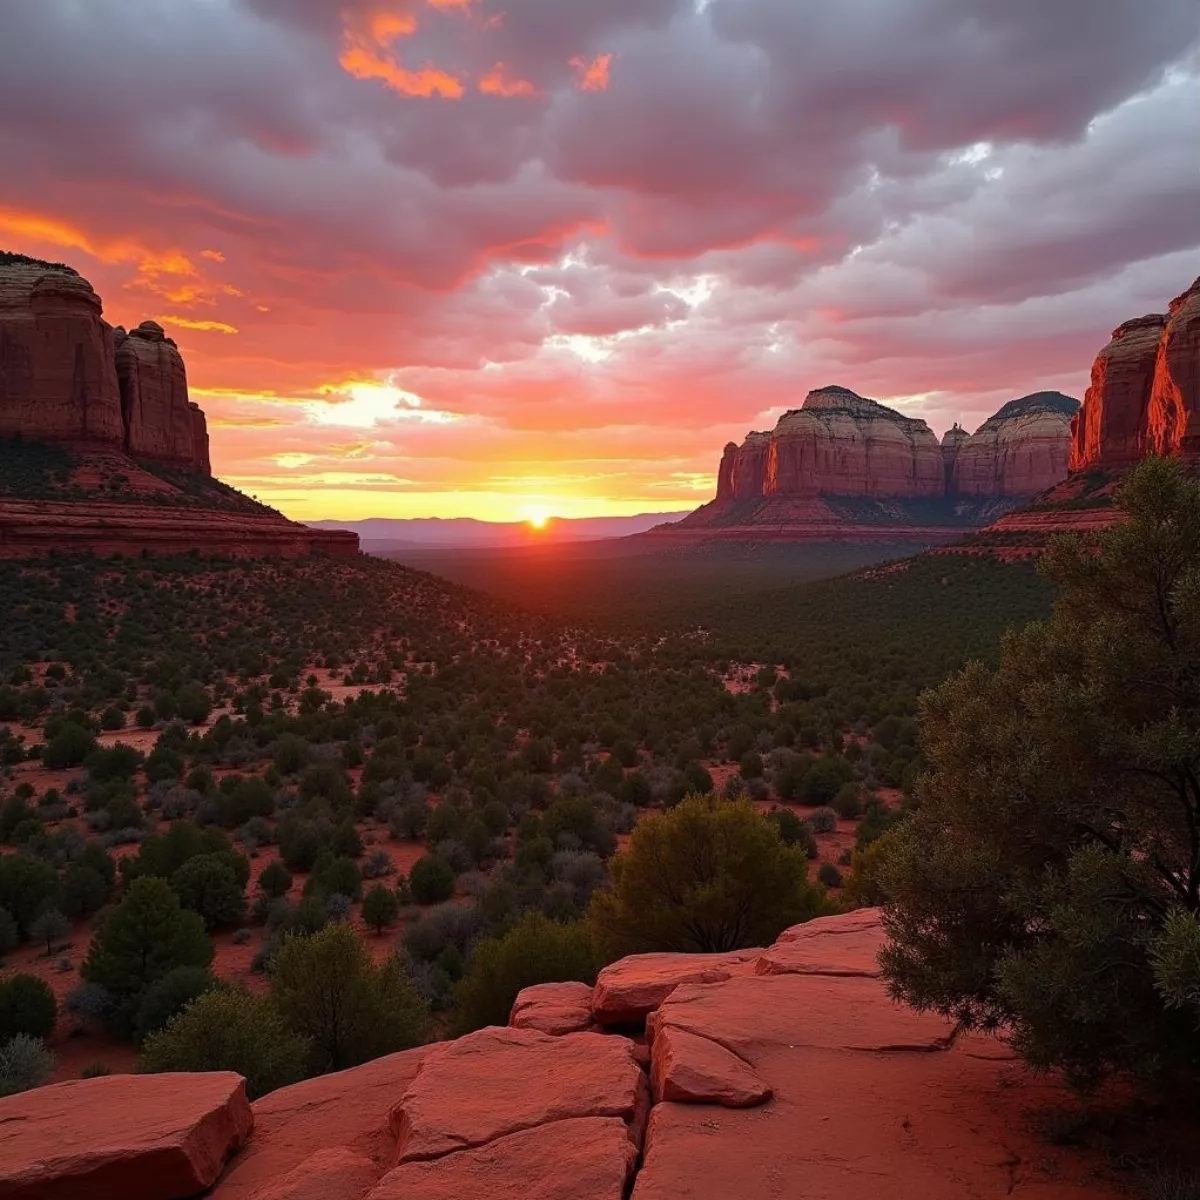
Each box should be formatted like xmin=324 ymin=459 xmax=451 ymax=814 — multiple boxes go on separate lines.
xmin=362 ymin=884 xmax=398 ymax=934
xmin=258 ymin=860 xmax=293 ymax=900
xmin=270 ymin=924 xmax=427 ymax=1072
xmin=882 ymin=459 xmax=1200 ymax=1089
xmin=29 ymin=908 xmax=69 ymax=955
xmin=42 ymin=723 xmax=97 ymax=769
xmin=0 ymin=975 xmax=57 ymax=1040
xmin=0 ymin=1035 xmax=54 ymax=1096
xmin=139 ymin=989 xmax=309 ymax=1099
xmin=453 ymin=912 xmax=595 ymax=1034
xmin=0 ymin=854 xmax=60 ymax=935
xmin=588 ymin=794 xmax=831 ymax=959
xmin=83 ymin=877 xmax=213 ymax=1002
xmin=410 ymin=856 xmax=455 ymax=905
xmin=133 ymin=966 xmax=219 ymax=1043
xmin=171 ymin=855 xmax=246 ymax=930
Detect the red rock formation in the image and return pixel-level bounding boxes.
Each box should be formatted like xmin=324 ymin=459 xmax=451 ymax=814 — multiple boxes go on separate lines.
xmin=114 ymin=321 xmax=196 ymax=468
xmin=765 ymin=386 xmax=944 ymax=498
xmin=0 ymin=257 xmax=124 ymax=451
xmin=1070 ymin=314 xmax=1166 ymax=470
xmin=1 ymin=912 xmax=1132 ymax=1200
xmin=1146 ymin=277 xmax=1200 ymax=460
xmin=1 ymin=255 xmax=213 ymax=476
xmin=189 ymin=403 xmax=211 ymax=475
xmin=0 ymin=1071 xmax=251 ymax=1200
xmin=715 ymin=432 xmax=771 ymax=500
xmin=591 ymin=948 xmax=761 ymax=1027
xmin=951 ymin=392 xmax=1078 ymax=496
xmin=509 ymin=981 xmax=597 ymax=1035
xmin=0 ymin=498 xmax=359 ymax=560
xmin=940 ymin=423 xmax=968 ymax=491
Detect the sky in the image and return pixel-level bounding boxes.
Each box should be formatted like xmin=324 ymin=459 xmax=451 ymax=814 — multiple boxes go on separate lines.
xmin=1 ymin=0 xmax=1198 ymax=523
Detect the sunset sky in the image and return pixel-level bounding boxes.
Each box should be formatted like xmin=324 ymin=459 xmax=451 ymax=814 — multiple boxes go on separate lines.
xmin=1 ymin=0 xmax=1198 ymax=522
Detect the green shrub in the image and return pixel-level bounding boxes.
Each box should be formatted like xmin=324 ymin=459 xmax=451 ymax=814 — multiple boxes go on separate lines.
xmin=410 ymin=856 xmax=455 ymax=905
xmin=453 ymin=912 xmax=595 ymax=1034
xmin=0 ymin=1035 xmax=54 ymax=1096
xmin=140 ymin=989 xmax=308 ymax=1099
xmin=0 ymin=975 xmax=56 ymax=1041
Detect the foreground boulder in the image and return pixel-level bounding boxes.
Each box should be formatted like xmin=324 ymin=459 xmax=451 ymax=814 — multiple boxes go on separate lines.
xmin=509 ymin=981 xmax=596 ymax=1035
xmin=0 ymin=1072 xmax=251 ymax=1200
xmin=590 ymin=948 xmax=761 ymax=1026
xmin=392 ymin=1027 xmax=647 ymax=1164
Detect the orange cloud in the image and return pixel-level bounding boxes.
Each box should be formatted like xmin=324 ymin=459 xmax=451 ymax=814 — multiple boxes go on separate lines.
xmin=200 ymin=248 xmax=226 ymax=263
xmin=156 ymin=314 xmax=240 ymax=335
xmin=338 ymin=9 xmax=464 ymax=99
xmin=479 ymin=62 xmax=539 ymax=98
xmin=570 ymin=54 xmax=612 ymax=92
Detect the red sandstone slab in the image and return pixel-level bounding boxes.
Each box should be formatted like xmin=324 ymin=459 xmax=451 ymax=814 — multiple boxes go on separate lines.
xmin=648 ymin=972 xmax=955 ymax=1057
xmin=509 ymin=981 xmax=596 ymax=1035
xmin=391 ymin=1028 xmax=647 ymax=1164
xmin=591 ymin=949 xmax=762 ymax=1026
xmin=211 ymin=1048 xmax=428 ymax=1199
xmin=755 ymin=908 xmax=886 ymax=978
xmin=368 ymin=1116 xmax=636 ymax=1200
xmin=650 ymin=1025 xmax=771 ymax=1108
xmin=0 ymin=1072 xmax=252 ymax=1200
xmin=246 ymin=1146 xmax=377 ymax=1200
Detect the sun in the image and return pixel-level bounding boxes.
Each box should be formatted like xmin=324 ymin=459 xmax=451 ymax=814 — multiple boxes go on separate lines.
xmin=526 ymin=507 xmax=552 ymax=530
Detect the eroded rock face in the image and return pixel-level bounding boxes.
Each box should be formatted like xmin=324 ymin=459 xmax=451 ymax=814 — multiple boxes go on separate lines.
xmin=1070 ymin=314 xmax=1167 ymax=470
xmin=0 ymin=1071 xmax=251 ymax=1200
xmin=766 ymin=386 xmax=944 ymax=498
xmin=0 ymin=256 xmax=211 ymax=476
xmin=1070 ymin=279 xmax=1200 ymax=472
xmin=950 ymin=392 xmax=1079 ymax=497
xmin=710 ymin=386 xmax=1076 ymax=526
xmin=1146 ymin=278 xmax=1200 ymax=461
xmin=0 ymin=260 xmax=124 ymax=451
xmin=115 ymin=321 xmax=196 ymax=468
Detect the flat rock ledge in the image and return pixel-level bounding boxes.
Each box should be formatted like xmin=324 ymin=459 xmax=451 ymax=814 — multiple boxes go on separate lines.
xmin=0 ymin=910 xmax=1126 ymax=1200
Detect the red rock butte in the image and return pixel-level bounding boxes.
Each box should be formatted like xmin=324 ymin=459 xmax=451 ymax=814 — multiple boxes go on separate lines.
xmin=660 ymin=385 xmax=1079 ymax=543
xmin=959 ymin=274 xmax=1200 ymax=554
xmin=0 ymin=911 xmax=1123 ymax=1199
xmin=0 ymin=251 xmax=356 ymax=559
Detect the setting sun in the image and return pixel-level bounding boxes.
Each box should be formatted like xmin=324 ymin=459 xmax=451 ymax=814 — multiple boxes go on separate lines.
xmin=526 ymin=507 xmax=552 ymax=529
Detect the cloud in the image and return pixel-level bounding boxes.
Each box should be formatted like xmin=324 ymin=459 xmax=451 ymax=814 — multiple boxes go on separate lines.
xmin=0 ymin=0 xmax=1197 ymax=517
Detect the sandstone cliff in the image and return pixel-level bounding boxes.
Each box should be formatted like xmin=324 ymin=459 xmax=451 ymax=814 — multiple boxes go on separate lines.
xmin=114 ymin=320 xmax=201 ymax=470
xmin=1070 ymin=278 xmax=1200 ymax=471
xmin=0 ymin=256 xmax=125 ymax=451
xmin=680 ymin=386 xmax=1077 ymax=542
xmin=0 ymin=253 xmax=209 ymax=475
xmin=948 ymin=392 xmax=1079 ymax=497
xmin=716 ymin=386 xmax=945 ymax=502
xmin=0 ymin=252 xmax=356 ymax=559
xmin=0 ymin=911 xmax=1122 ymax=1200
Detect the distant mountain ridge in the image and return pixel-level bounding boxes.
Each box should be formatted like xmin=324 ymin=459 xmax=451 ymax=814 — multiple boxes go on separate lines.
xmin=310 ymin=512 xmax=692 ymax=549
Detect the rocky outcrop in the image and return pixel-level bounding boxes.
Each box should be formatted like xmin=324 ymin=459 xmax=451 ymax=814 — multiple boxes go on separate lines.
xmin=0 ymin=1071 xmax=252 ymax=1200
xmin=0 ymin=253 xmax=210 ymax=476
xmin=0 ymin=498 xmax=359 ymax=560
xmin=1146 ymin=277 xmax=1200 ymax=460
xmin=949 ymin=392 xmax=1079 ymax=496
xmin=0 ymin=912 xmax=1124 ymax=1200
xmin=1070 ymin=314 xmax=1167 ymax=470
xmin=686 ymin=386 xmax=1078 ymax=543
xmin=0 ymin=257 xmax=125 ymax=451
xmin=1070 ymin=278 xmax=1200 ymax=471
xmin=114 ymin=321 xmax=201 ymax=470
